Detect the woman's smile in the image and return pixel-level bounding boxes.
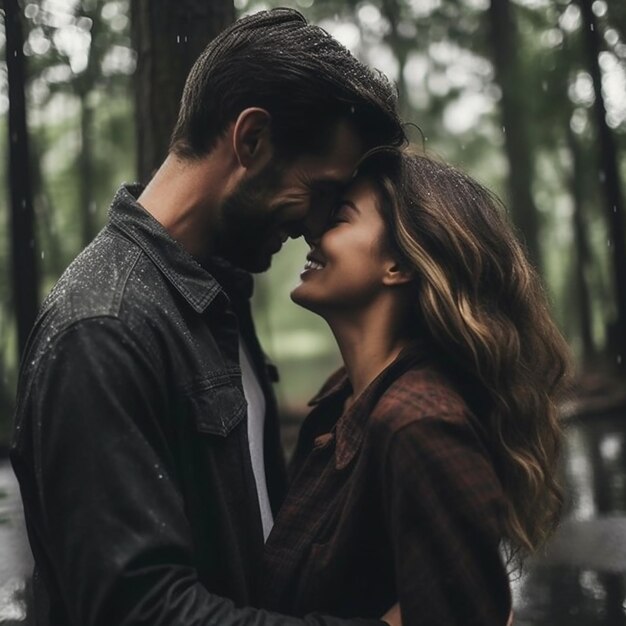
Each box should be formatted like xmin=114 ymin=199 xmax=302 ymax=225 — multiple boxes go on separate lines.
xmin=291 ymin=179 xmax=391 ymax=312
xmin=301 ymin=252 xmax=326 ymax=277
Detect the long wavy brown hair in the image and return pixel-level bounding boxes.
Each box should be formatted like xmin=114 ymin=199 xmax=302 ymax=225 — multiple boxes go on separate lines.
xmin=356 ymin=149 xmax=572 ymax=562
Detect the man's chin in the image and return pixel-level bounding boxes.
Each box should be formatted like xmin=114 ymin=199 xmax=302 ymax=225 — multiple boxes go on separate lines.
xmin=248 ymin=259 xmax=272 ymax=273
xmin=235 ymin=253 xmax=273 ymax=274
xmin=218 ymin=240 xmax=275 ymax=273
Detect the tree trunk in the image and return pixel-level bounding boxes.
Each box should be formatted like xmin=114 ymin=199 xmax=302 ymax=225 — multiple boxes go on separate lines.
xmin=381 ymin=0 xmax=410 ymax=119
xmin=131 ymin=0 xmax=236 ymax=183
xmin=4 ymin=0 xmax=39 ymax=356
xmin=567 ymin=124 xmax=594 ymax=362
xmin=75 ymin=0 xmax=103 ymax=248
xmin=577 ymin=0 xmax=626 ymax=372
xmin=487 ymin=0 xmax=542 ymax=270
xmin=78 ymin=92 xmax=97 ymax=246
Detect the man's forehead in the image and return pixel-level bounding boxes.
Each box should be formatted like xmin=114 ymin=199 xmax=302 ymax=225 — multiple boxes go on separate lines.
xmin=327 ymin=120 xmax=365 ymax=162
xmin=306 ymin=123 xmax=365 ymax=183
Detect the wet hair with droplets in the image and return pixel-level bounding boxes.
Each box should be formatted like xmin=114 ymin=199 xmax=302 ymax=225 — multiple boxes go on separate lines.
xmin=355 ymin=148 xmax=572 ymax=566
xmin=170 ymin=9 xmax=405 ymax=159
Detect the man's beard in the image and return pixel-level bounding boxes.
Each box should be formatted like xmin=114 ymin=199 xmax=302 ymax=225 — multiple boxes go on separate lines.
xmin=215 ymin=163 xmax=284 ymax=273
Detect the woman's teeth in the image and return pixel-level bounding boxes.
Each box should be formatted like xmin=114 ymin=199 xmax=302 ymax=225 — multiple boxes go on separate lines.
xmin=304 ymin=259 xmax=324 ymax=270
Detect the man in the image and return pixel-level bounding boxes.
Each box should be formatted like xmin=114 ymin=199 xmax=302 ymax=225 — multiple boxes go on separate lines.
xmin=11 ymin=9 xmax=405 ymax=626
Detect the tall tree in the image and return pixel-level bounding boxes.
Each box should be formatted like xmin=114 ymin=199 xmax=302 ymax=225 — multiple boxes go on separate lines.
xmin=547 ymin=21 xmax=596 ymax=364
xmin=567 ymin=124 xmax=595 ymax=362
xmin=131 ymin=0 xmax=236 ymax=183
xmin=577 ymin=0 xmax=626 ymax=371
xmin=380 ymin=0 xmax=411 ymax=118
xmin=487 ymin=0 xmax=542 ymax=270
xmin=4 ymin=0 xmax=39 ymax=356
xmin=75 ymin=1 xmax=103 ymax=247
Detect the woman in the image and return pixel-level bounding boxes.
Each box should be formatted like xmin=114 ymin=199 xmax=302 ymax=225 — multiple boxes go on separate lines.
xmin=262 ymin=150 xmax=570 ymax=625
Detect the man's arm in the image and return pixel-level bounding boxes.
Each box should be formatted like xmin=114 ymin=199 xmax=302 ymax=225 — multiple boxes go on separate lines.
xmin=13 ymin=318 xmax=383 ymax=626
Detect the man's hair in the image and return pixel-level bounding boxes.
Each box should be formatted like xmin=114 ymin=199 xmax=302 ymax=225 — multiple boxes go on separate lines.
xmin=170 ymin=9 xmax=405 ymax=158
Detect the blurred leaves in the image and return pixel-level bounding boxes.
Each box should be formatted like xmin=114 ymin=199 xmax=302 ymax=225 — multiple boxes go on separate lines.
xmin=1 ymin=0 xmax=625 ymax=432
xmin=0 ymin=1 xmax=136 ymax=437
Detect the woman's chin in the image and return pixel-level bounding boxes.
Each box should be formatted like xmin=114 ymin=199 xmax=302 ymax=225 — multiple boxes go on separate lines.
xmin=290 ymin=285 xmax=321 ymax=313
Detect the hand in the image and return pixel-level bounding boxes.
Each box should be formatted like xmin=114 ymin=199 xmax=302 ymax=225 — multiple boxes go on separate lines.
xmin=381 ymin=602 xmax=511 ymax=626
xmin=380 ymin=602 xmax=401 ymax=626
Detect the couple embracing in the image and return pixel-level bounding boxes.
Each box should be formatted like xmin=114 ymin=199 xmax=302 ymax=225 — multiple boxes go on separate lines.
xmin=11 ymin=9 xmax=570 ymax=626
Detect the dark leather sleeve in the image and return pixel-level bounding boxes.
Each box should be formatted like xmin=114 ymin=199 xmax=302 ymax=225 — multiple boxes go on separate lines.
xmin=13 ymin=318 xmax=382 ymax=626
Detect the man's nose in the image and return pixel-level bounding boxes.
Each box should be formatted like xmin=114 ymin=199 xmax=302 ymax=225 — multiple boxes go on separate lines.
xmin=304 ymin=230 xmax=322 ymax=247
xmin=302 ymin=218 xmax=328 ymax=246
xmin=302 ymin=208 xmax=331 ymax=243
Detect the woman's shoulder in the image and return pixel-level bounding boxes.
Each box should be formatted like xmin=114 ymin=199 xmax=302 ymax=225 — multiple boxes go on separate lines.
xmin=369 ymin=363 xmax=473 ymax=435
xmin=367 ymin=364 xmax=502 ymax=502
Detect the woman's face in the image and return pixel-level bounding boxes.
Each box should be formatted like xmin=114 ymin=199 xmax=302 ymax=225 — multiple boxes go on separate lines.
xmin=291 ymin=178 xmax=395 ymax=314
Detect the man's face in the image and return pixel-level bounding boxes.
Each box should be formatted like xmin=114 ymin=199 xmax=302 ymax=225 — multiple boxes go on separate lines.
xmin=216 ymin=121 xmax=365 ymax=273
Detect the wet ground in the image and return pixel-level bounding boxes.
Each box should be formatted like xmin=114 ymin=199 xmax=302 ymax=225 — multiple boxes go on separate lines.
xmin=511 ymin=407 xmax=626 ymax=625
xmin=0 ymin=407 xmax=625 ymax=624
xmin=0 ymin=459 xmax=31 ymax=624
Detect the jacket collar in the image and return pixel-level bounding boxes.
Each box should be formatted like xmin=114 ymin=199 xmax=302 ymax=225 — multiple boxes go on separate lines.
xmin=310 ymin=341 xmax=430 ymax=470
xmin=108 ymin=184 xmax=253 ymax=312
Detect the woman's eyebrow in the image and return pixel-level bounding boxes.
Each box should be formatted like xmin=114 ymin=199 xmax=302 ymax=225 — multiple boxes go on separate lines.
xmin=310 ymin=179 xmax=343 ymax=193
xmin=339 ymin=200 xmax=360 ymax=214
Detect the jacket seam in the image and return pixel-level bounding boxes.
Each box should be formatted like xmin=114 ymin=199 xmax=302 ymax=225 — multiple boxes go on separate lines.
xmin=109 ymin=222 xmax=222 ymax=313
xmin=111 ymin=246 xmax=143 ymax=316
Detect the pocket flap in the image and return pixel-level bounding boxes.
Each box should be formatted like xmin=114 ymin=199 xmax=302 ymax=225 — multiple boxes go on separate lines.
xmin=187 ymin=382 xmax=247 ymax=437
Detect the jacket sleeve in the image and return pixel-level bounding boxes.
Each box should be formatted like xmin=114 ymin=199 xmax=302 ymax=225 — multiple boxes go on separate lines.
xmin=13 ymin=318 xmax=382 ymax=626
xmin=383 ymin=416 xmax=512 ymax=626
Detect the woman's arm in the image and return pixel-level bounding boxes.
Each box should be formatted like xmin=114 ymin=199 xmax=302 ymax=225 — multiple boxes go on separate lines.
xmin=383 ymin=415 xmax=512 ymax=625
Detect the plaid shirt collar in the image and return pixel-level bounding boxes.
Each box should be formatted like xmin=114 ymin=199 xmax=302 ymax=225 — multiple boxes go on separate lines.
xmin=308 ymin=340 xmax=430 ymax=470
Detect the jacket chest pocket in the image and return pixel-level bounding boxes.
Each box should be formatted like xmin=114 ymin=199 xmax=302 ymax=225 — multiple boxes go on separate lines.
xmin=185 ymin=375 xmax=247 ymax=437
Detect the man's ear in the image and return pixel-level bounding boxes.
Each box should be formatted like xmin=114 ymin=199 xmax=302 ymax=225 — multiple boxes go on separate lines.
xmin=232 ymin=108 xmax=273 ymax=171
xmin=382 ymin=260 xmax=414 ymax=287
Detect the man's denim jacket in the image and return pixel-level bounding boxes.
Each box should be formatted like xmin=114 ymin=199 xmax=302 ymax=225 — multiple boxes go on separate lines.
xmin=11 ymin=186 xmax=381 ymax=626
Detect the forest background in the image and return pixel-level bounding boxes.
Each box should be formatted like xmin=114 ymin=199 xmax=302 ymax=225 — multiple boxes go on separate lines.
xmin=1 ymin=0 xmax=625 ymax=446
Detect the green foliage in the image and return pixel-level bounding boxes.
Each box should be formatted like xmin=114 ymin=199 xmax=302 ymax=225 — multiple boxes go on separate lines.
xmin=1 ymin=0 xmax=626 ymax=436
xmin=0 ymin=1 xmax=136 ymax=434
xmin=241 ymin=0 xmax=626 ymax=383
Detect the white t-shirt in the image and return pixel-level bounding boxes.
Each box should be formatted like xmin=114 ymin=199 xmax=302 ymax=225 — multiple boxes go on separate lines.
xmin=239 ymin=340 xmax=274 ymax=541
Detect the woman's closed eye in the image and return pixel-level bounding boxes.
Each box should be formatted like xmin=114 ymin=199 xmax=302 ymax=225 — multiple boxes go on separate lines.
xmin=327 ymin=203 xmax=351 ymax=227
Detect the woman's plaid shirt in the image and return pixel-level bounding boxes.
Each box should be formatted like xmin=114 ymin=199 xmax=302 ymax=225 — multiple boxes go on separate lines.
xmin=262 ymin=344 xmax=512 ymax=625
